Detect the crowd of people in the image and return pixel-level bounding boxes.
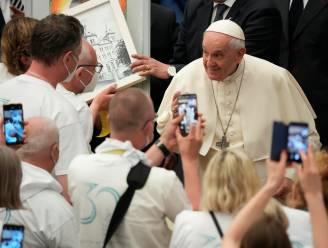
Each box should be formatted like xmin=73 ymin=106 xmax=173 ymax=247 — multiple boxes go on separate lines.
xmin=1 ymin=0 xmax=328 ymax=247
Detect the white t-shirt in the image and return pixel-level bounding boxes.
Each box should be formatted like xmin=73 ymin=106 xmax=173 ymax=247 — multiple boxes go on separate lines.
xmin=0 ymin=162 xmax=79 ymax=248
xmin=0 ymin=74 xmax=89 ymax=175
xmin=56 ymin=83 xmax=93 ymax=145
xmin=68 ymin=138 xmax=191 ymax=248
xmin=171 ymin=207 xmax=313 ymax=248
xmin=0 ymin=63 xmax=15 ymax=84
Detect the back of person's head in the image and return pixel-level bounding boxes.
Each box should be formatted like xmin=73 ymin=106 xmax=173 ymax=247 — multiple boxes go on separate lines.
xmin=201 ymin=150 xmax=260 ymax=213
xmin=1 ymin=16 xmax=38 ymax=75
xmin=16 ymin=117 xmax=59 ymax=172
xmin=31 ymin=14 xmax=84 ymax=66
xmin=241 ymin=213 xmax=292 ymax=248
xmin=288 ymin=150 xmax=328 ymax=211
xmin=0 ymin=145 xmax=22 ymax=209
xmin=109 ymin=87 xmax=154 ymax=133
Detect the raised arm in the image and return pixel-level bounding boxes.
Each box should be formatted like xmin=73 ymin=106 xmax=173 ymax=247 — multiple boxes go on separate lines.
xmin=176 ymin=115 xmax=204 ymax=210
xmin=295 ymin=145 xmax=328 ymax=248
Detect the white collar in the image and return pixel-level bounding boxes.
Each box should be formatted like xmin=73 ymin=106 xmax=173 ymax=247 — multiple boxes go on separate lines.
xmin=95 ymin=138 xmax=150 ymax=167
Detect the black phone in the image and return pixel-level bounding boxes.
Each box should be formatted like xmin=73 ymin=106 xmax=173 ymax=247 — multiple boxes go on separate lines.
xmin=177 ymin=94 xmax=198 ymax=136
xmin=270 ymin=121 xmax=288 ymax=161
xmin=0 ymin=224 xmax=24 ymax=248
xmin=287 ymin=122 xmax=309 ymax=163
xmin=2 ymin=104 xmax=24 ymax=145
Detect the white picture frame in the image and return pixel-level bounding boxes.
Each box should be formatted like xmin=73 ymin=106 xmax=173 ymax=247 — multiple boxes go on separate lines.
xmin=64 ymin=0 xmax=145 ymax=102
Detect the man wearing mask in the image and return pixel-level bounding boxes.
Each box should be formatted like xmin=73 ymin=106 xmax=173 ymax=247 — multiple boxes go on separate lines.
xmin=57 ymin=39 xmax=117 ymax=147
xmin=0 ymin=14 xmax=88 ymax=201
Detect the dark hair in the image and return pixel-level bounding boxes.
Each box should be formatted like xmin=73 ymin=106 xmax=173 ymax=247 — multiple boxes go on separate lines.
xmin=1 ymin=17 xmax=39 ymax=75
xmin=241 ymin=214 xmax=292 ymax=248
xmin=30 ymin=14 xmax=84 ymax=65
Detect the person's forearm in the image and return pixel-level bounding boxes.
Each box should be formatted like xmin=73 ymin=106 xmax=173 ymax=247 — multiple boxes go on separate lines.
xmin=223 ymin=184 xmax=275 ymax=247
xmin=181 ymin=156 xmax=200 ymax=210
xmin=306 ymin=193 xmax=328 ymax=248
xmin=145 ymin=144 xmax=165 ymax=166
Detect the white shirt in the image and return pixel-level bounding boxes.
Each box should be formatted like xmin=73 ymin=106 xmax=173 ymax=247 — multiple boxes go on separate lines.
xmin=211 ymin=0 xmax=236 ymax=22
xmin=0 ymin=162 xmax=79 ymax=248
xmin=171 ymin=207 xmax=313 ymax=248
xmin=56 ymin=83 xmax=93 ymax=145
xmin=290 ymin=0 xmax=309 ymax=9
xmin=0 ymin=74 xmax=89 ymax=175
xmin=0 ymin=63 xmax=15 ymax=84
xmin=68 ymin=138 xmax=191 ymax=248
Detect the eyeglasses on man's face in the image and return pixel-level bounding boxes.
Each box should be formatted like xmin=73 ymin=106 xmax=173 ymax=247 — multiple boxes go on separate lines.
xmin=77 ymin=63 xmax=103 ymax=73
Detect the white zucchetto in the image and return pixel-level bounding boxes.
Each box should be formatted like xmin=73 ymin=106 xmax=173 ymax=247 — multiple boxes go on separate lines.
xmin=206 ymin=20 xmax=245 ymax=41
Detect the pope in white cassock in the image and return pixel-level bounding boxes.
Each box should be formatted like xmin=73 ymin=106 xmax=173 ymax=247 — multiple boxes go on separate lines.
xmin=156 ymin=20 xmax=321 ymax=182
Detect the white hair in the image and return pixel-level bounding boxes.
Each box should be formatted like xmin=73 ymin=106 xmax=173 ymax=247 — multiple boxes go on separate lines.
xmin=229 ymin=37 xmax=245 ymax=50
xmin=16 ymin=117 xmax=59 ymax=159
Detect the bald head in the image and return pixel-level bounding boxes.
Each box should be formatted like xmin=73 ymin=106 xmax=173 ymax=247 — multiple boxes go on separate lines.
xmin=79 ymin=39 xmax=97 ymax=65
xmin=16 ymin=117 xmax=59 ymax=160
xmin=109 ymin=88 xmax=154 ymax=133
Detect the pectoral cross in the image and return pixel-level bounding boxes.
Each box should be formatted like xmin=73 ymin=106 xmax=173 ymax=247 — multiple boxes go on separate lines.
xmin=216 ymin=135 xmax=230 ymax=150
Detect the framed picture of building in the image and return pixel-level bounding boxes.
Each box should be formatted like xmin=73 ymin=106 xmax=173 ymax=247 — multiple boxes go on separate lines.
xmin=64 ymin=0 xmax=145 ymax=101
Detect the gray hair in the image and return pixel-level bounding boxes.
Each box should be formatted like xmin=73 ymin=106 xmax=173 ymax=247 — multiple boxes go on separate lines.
xmin=229 ymin=37 xmax=245 ymax=50
xmin=16 ymin=117 xmax=59 ymax=159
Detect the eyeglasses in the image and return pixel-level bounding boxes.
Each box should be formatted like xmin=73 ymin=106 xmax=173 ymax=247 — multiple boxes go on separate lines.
xmin=77 ymin=63 xmax=103 ymax=73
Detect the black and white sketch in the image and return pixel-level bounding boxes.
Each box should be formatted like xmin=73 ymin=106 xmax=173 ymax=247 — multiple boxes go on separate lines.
xmin=64 ymin=0 xmax=145 ymax=101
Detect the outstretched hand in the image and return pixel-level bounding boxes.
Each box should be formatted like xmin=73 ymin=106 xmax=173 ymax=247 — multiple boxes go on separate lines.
xmin=294 ymin=145 xmax=322 ymax=199
xmin=265 ymin=151 xmax=287 ymax=193
xmin=131 ymin=54 xmax=170 ymax=79
xmin=176 ymin=115 xmax=205 ymax=162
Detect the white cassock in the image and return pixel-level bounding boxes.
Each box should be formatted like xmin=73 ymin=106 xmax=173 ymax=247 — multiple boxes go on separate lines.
xmin=157 ymin=55 xmax=321 ymax=181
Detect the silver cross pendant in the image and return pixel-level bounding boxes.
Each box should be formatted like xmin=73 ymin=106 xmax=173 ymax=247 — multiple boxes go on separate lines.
xmin=216 ymin=135 xmax=230 ymax=150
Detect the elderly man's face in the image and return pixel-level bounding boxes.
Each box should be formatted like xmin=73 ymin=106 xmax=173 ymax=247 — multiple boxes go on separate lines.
xmin=202 ymin=32 xmax=244 ymax=81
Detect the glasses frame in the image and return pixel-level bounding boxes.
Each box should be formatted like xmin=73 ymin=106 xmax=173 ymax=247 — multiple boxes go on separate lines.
xmin=77 ymin=63 xmax=103 ymax=73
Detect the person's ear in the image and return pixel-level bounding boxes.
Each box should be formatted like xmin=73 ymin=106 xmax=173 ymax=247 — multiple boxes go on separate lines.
xmin=237 ymin=47 xmax=246 ymax=62
xmin=50 ymin=143 xmax=59 ymax=165
xmin=62 ymin=50 xmax=73 ymax=64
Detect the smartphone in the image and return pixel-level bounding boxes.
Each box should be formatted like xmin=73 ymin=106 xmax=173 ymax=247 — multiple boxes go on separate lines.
xmin=0 ymin=224 xmax=24 ymax=248
xmin=177 ymin=94 xmax=198 ymax=136
xmin=287 ymin=122 xmax=309 ymax=163
xmin=270 ymin=121 xmax=288 ymax=161
xmin=2 ymin=104 xmax=24 ymax=145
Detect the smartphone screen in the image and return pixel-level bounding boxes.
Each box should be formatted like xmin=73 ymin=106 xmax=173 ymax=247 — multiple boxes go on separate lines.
xmin=2 ymin=104 xmax=24 ymax=145
xmin=177 ymin=94 xmax=197 ymax=136
xmin=287 ymin=122 xmax=309 ymax=163
xmin=0 ymin=224 xmax=24 ymax=248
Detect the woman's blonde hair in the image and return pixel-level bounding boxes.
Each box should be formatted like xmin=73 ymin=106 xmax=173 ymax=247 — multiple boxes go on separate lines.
xmin=201 ymin=150 xmax=260 ymax=213
xmin=1 ymin=16 xmax=38 ymax=75
xmin=0 ymin=145 xmax=22 ymax=209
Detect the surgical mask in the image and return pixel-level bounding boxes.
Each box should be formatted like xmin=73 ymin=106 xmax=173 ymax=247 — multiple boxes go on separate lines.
xmin=79 ymin=69 xmax=99 ymax=93
xmin=62 ymin=53 xmax=79 ymax=83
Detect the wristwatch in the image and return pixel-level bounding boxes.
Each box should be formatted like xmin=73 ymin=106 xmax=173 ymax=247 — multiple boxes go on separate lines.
xmin=155 ymin=139 xmax=171 ymax=157
xmin=167 ymin=65 xmax=177 ymax=77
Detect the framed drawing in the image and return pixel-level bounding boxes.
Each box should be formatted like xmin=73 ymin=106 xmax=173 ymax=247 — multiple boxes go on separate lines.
xmin=64 ymin=0 xmax=145 ymax=101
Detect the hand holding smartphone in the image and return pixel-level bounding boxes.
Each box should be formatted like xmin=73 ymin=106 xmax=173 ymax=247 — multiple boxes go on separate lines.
xmin=177 ymin=94 xmax=198 ymax=136
xmin=0 ymin=224 xmax=24 ymax=248
xmin=2 ymin=104 xmax=24 ymax=145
